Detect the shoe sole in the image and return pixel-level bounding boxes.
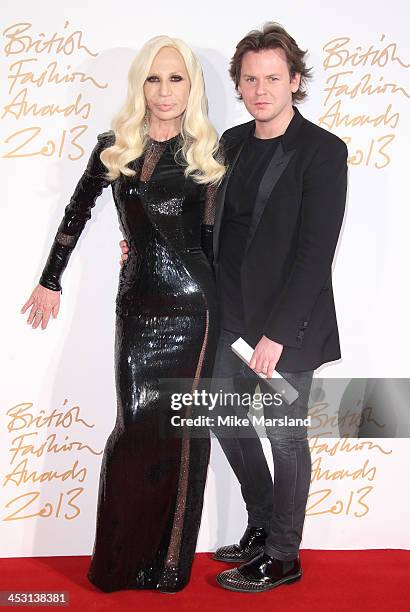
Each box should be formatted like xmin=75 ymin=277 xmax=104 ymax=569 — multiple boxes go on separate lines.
xmin=212 ymin=548 xmax=264 ymax=563
xmin=215 ymin=572 xmax=302 ymax=593
xmin=212 ymin=555 xmax=258 ymax=563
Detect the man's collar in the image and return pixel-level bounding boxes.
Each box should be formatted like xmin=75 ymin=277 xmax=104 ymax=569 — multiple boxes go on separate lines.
xmin=241 ymin=105 xmax=305 ymax=150
xmin=281 ymin=106 xmax=305 ymax=151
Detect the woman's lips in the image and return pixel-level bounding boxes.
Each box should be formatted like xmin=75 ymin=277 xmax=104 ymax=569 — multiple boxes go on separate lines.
xmin=156 ymin=104 xmax=174 ymax=111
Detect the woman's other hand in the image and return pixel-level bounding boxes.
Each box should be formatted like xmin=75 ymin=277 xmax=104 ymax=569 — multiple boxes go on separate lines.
xmin=119 ymin=239 xmax=129 ymax=266
xmin=21 ymin=284 xmax=60 ymax=330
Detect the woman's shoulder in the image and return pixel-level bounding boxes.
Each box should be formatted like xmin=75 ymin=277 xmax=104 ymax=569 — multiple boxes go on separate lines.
xmin=84 ymin=130 xmax=116 ymax=178
xmin=96 ymin=129 xmax=116 ymax=148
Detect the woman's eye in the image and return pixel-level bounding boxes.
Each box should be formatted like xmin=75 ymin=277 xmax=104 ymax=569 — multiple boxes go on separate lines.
xmin=145 ymin=75 xmax=183 ymax=83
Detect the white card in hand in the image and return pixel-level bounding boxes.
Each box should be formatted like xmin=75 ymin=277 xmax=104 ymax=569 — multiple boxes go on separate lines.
xmin=231 ymin=337 xmax=299 ymax=405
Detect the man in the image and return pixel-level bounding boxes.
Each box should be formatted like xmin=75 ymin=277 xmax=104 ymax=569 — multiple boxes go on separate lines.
xmin=120 ymin=23 xmax=348 ymax=593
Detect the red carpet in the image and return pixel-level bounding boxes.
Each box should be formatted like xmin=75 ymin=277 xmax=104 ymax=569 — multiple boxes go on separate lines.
xmin=1 ymin=551 xmax=409 ymax=611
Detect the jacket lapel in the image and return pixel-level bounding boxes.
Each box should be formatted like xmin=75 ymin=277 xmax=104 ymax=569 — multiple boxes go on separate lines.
xmin=243 ymin=142 xmax=296 ymax=257
xmin=213 ymin=107 xmax=305 ymax=264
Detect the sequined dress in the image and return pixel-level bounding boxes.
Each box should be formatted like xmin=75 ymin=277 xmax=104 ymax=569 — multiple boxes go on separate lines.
xmin=39 ymin=131 xmax=219 ymax=592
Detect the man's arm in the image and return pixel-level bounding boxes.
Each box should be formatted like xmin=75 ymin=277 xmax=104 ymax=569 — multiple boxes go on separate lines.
xmin=250 ymin=136 xmax=347 ymax=377
xmin=263 ymin=137 xmax=348 ymax=349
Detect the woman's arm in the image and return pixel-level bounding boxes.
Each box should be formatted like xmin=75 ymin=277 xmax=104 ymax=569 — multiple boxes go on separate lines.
xmin=21 ymin=131 xmax=114 ymax=329
xmin=200 ymin=182 xmax=217 ymax=272
xmin=200 ymin=142 xmax=225 ymax=273
xmin=39 ymin=131 xmax=114 ymax=293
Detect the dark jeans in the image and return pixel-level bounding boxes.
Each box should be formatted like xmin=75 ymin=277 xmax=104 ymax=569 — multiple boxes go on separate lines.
xmin=210 ymin=328 xmax=314 ymax=560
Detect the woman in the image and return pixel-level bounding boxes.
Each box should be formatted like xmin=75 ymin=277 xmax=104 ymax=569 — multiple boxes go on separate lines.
xmin=21 ymin=35 xmax=225 ymax=593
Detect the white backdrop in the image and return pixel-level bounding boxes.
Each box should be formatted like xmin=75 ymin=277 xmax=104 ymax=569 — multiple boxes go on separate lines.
xmin=1 ymin=0 xmax=409 ymax=557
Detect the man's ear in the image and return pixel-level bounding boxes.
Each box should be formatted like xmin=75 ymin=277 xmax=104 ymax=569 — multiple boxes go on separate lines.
xmin=291 ymin=72 xmax=301 ymax=94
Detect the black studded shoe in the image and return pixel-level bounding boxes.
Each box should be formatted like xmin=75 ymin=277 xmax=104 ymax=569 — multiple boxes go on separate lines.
xmin=216 ymin=551 xmax=302 ymax=593
xmin=212 ymin=526 xmax=267 ymax=563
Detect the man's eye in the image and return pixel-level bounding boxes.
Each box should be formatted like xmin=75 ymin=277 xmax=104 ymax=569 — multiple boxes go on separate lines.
xmin=246 ymin=77 xmax=255 ymax=82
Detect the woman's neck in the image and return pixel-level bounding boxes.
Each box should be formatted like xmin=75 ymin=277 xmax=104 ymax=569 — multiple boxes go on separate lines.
xmin=148 ymin=117 xmax=181 ymax=142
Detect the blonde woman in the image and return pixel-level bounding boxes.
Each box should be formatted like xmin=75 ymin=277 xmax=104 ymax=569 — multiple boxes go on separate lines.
xmin=21 ymin=36 xmax=225 ymax=593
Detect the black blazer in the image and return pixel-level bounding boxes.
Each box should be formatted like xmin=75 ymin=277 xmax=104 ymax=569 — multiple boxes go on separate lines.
xmin=213 ymin=107 xmax=348 ymax=372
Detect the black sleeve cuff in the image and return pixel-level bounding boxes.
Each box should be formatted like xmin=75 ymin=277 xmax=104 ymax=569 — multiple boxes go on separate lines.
xmin=39 ymin=240 xmax=74 ymax=294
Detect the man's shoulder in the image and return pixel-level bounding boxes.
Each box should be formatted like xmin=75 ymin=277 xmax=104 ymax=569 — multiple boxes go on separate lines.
xmin=220 ymin=121 xmax=253 ymax=144
xmin=299 ymin=113 xmax=347 ymax=154
xmin=220 ymin=114 xmax=346 ymax=155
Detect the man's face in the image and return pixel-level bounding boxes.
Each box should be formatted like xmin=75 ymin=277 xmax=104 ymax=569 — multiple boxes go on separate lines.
xmin=238 ymin=48 xmax=301 ymax=124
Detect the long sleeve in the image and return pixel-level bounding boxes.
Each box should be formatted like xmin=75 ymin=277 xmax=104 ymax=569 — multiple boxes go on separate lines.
xmin=38 ymin=131 xmax=114 ymax=293
xmin=263 ymin=138 xmax=348 ymax=348
xmin=200 ymin=144 xmax=225 ymax=273
xmin=200 ymin=181 xmax=218 ymax=272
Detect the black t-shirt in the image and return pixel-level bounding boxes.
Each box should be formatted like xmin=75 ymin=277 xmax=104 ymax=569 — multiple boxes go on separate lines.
xmin=218 ymin=133 xmax=281 ymax=333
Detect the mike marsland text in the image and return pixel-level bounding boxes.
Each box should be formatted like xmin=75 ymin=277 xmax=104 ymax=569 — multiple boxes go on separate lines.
xmin=170 ymin=415 xmax=311 ymax=427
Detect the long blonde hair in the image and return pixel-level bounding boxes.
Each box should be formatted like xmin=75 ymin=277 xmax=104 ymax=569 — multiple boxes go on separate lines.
xmin=100 ymin=35 xmax=226 ymax=185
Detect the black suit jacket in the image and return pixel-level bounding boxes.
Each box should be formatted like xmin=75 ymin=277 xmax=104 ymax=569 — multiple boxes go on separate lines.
xmin=213 ymin=106 xmax=348 ymax=372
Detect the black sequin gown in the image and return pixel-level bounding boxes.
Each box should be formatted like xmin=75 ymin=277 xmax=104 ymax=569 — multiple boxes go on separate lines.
xmin=39 ymin=131 xmax=219 ymax=592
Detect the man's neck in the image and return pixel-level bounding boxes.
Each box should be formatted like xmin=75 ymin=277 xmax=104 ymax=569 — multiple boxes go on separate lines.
xmin=254 ymin=106 xmax=295 ymax=139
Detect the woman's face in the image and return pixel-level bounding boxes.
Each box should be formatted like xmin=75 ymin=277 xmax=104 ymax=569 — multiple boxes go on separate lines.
xmin=144 ymin=47 xmax=191 ymax=126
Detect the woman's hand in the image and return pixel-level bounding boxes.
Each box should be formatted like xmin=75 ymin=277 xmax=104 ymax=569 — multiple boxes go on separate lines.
xmin=21 ymin=284 xmax=60 ymax=330
xmin=119 ymin=239 xmax=129 ymax=266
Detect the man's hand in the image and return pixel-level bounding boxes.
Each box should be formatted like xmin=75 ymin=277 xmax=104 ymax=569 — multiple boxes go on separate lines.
xmin=119 ymin=239 xmax=129 ymax=266
xmin=249 ymin=335 xmax=284 ymax=378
